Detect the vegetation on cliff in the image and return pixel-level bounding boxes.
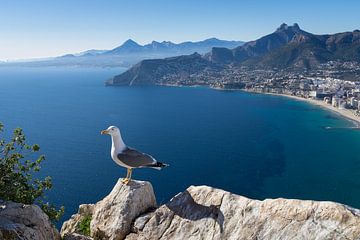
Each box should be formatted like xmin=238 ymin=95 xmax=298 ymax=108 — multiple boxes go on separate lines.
xmin=0 ymin=122 xmax=64 ymax=222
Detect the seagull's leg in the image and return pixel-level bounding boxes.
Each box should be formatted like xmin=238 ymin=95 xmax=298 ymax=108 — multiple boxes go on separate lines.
xmin=123 ymin=169 xmax=132 ymax=185
xmin=128 ymin=169 xmax=133 ymax=183
xmin=121 ymin=169 xmax=130 ymax=184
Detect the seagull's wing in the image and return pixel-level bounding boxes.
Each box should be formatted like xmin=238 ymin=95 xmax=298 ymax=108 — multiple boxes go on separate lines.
xmin=117 ymin=147 xmax=157 ymax=168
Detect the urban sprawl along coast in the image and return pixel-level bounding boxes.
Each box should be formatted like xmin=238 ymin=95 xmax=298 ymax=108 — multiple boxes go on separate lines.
xmin=158 ymin=61 xmax=360 ymax=124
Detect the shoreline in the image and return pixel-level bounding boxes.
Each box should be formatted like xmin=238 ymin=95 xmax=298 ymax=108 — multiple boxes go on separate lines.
xmin=242 ymin=89 xmax=360 ymax=128
xmin=158 ymin=83 xmax=360 ymax=127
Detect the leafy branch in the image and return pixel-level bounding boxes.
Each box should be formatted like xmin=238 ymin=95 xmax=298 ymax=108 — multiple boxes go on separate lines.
xmin=0 ymin=123 xmax=64 ymax=222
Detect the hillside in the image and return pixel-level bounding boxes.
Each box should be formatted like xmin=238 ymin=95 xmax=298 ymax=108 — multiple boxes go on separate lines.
xmin=107 ymin=53 xmax=216 ymax=86
xmin=109 ymin=23 xmax=360 ymax=86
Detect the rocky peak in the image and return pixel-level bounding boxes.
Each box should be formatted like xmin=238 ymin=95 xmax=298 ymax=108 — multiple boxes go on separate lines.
xmin=203 ymin=37 xmax=221 ymax=43
xmin=293 ymin=23 xmax=300 ymax=30
xmin=149 ymin=41 xmax=166 ymax=49
xmin=277 ymin=23 xmax=289 ymax=31
xmin=150 ymin=40 xmax=160 ymax=45
xmin=61 ymin=179 xmax=156 ymax=240
xmin=276 ymin=23 xmax=301 ymax=32
xmin=122 ymin=39 xmax=141 ymax=47
xmin=107 ymin=39 xmax=143 ymax=54
xmin=61 ymin=181 xmax=360 ymax=240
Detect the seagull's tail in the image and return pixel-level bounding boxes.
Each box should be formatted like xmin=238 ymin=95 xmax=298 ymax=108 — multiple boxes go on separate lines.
xmin=148 ymin=161 xmax=169 ymax=170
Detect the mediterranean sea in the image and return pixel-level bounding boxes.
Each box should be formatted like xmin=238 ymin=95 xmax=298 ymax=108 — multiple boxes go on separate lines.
xmin=1 ymin=67 xmax=360 ymax=227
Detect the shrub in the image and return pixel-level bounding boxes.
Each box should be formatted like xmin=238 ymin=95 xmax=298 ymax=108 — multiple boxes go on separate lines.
xmin=0 ymin=123 xmax=64 ymax=222
xmin=77 ymin=215 xmax=92 ymax=236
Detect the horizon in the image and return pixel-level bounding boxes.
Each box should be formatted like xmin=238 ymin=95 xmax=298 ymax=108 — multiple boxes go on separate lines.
xmin=1 ymin=37 xmax=243 ymax=62
xmin=2 ymin=23 xmax=359 ymax=62
xmin=1 ymin=0 xmax=360 ymax=60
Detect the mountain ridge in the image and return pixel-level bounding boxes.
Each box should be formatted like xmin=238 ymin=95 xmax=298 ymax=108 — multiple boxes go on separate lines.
xmin=105 ymin=38 xmax=243 ymax=55
xmin=0 ymin=38 xmax=243 ymax=68
xmin=110 ymin=23 xmax=360 ymax=85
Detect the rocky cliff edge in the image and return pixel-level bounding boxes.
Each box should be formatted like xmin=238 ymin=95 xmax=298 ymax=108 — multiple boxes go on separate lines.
xmin=60 ymin=179 xmax=360 ymax=240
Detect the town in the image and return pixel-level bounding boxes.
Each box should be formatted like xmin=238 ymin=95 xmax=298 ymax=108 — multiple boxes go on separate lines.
xmin=159 ymin=60 xmax=360 ymax=120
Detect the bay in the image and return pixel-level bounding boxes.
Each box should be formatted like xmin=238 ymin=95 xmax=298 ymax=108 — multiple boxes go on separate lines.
xmin=1 ymin=66 xmax=360 ymax=226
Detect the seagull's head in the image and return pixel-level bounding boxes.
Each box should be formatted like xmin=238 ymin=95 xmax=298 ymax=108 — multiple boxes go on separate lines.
xmin=101 ymin=126 xmax=120 ymax=136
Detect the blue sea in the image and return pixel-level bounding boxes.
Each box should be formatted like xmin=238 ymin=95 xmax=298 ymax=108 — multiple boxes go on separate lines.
xmin=1 ymin=67 xmax=360 ymax=227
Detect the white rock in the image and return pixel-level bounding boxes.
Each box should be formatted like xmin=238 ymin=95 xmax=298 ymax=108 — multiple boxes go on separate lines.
xmin=132 ymin=212 xmax=155 ymax=233
xmin=91 ymin=179 xmax=157 ymax=240
xmin=0 ymin=200 xmax=60 ymax=240
xmin=61 ymin=204 xmax=94 ymax=238
xmin=128 ymin=185 xmax=360 ymax=240
xmin=61 ymin=179 xmax=157 ymax=240
xmin=63 ymin=232 xmax=93 ymax=240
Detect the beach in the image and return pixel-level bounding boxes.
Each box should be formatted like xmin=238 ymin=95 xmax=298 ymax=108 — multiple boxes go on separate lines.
xmin=244 ymin=90 xmax=360 ymax=127
xmin=166 ymin=84 xmax=360 ymax=127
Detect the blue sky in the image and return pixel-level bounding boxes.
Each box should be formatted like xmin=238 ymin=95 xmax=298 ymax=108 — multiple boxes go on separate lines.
xmin=0 ymin=0 xmax=359 ymax=60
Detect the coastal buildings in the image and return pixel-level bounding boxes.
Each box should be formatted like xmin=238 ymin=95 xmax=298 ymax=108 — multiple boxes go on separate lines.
xmin=155 ymin=59 xmax=360 ymax=121
xmin=309 ymin=91 xmax=333 ymax=100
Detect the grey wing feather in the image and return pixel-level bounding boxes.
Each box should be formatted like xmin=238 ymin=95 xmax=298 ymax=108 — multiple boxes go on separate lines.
xmin=117 ymin=147 xmax=156 ymax=168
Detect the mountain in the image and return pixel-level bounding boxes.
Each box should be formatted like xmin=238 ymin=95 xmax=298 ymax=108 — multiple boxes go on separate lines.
xmin=74 ymin=49 xmax=107 ymax=56
xmin=207 ymin=23 xmax=360 ymax=68
xmin=205 ymin=23 xmax=320 ymax=65
xmin=106 ymin=39 xmax=143 ymax=54
xmin=0 ymin=38 xmax=243 ymax=68
xmin=108 ymin=52 xmax=216 ymax=85
xmin=106 ymin=38 xmax=243 ymax=55
xmin=254 ymin=27 xmax=360 ymax=68
xmin=110 ymin=23 xmax=360 ymax=85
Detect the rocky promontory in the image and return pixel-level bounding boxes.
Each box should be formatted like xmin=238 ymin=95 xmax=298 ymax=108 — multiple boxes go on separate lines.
xmin=2 ymin=179 xmax=360 ymax=239
xmin=61 ymin=179 xmax=156 ymax=240
xmin=60 ymin=179 xmax=360 ymax=240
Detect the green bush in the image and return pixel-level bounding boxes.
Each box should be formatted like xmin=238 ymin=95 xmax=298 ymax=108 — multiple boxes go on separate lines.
xmin=78 ymin=215 xmax=92 ymax=236
xmin=0 ymin=123 xmax=64 ymax=222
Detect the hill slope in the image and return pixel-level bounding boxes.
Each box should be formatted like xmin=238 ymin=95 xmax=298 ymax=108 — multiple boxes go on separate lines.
xmin=110 ymin=23 xmax=360 ymax=85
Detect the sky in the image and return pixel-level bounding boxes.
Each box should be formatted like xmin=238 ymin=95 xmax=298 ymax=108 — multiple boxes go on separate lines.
xmin=0 ymin=0 xmax=359 ymax=60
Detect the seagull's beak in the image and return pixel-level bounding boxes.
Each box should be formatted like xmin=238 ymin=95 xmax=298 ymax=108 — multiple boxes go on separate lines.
xmin=101 ymin=130 xmax=109 ymax=135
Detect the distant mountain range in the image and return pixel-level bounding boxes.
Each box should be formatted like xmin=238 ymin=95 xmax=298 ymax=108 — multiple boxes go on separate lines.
xmin=110 ymin=23 xmax=360 ymax=85
xmin=0 ymin=38 xmax=243 ymax=68
xmin=105 ymin=38 xmax=242 ymax=55
xmin=207 ymin=23 xmax=360 ymax=68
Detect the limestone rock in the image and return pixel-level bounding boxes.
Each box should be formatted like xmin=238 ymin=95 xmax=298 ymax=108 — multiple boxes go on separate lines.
xmin=63 ymin=232 xmax=93 ymax=240
xmin=91 ymin=179 xmax=157 ymax=240
xmin=61 ymin=204 xmax=94 ymax=238
xmin=61 ymin=179 xmax=157 ymax=240
xmin=132 ymin=211 xmax=155 ymax=233
xmin=128 ymin=185 xmax=360 ymax=240
xmin=0 ymin=200 xmax=60 ymax=240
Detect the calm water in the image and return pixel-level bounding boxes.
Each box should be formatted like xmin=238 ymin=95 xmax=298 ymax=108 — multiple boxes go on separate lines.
xmin=1 ymin=67 xmax=360 ymax=227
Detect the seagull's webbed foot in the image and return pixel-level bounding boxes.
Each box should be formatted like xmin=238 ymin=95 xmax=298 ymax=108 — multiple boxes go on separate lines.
xmin=121 ymin=168 xmax=132 ymax=185
xmin=121 ymin=178 xmax=129 ymax=184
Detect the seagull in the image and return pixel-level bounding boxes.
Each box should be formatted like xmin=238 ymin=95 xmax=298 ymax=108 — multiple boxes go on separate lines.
xmin=101 ymin=126 xmax=168 ymax=184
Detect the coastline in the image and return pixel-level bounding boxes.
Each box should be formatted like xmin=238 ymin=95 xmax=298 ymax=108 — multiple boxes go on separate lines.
xmin=158 ymin=83 xmax=360 ymax=127
xmin=242 ymin=89 xmax=360 ymax=128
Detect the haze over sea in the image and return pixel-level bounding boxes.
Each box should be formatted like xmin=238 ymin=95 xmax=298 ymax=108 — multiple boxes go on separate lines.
xmin=1 ymin=67 xmax=360 ymax=226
